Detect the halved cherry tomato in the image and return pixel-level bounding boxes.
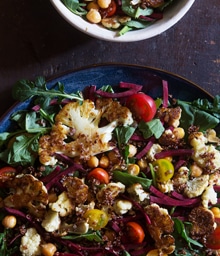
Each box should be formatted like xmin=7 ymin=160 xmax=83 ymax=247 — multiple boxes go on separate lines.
xmin=126 ymin=221 xmax=145 ymax=243
xmin=87 ymin=167 xmax=110 ymax=184
xmin=84 ymin=209 xmax=109 ymax=230
xmin=206 ymin=224 xmax=220 ymax=249
xmin=0 ymin=166 xmax=16 ymax=185
xmin=100 ymin=0 xmax=117 ymax=18
xmin=125 ymin=93 xmax=157 ymax=122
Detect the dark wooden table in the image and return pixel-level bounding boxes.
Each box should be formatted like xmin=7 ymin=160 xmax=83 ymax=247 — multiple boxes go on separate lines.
xmin=0 ymin=0 xmax=219 ymax=117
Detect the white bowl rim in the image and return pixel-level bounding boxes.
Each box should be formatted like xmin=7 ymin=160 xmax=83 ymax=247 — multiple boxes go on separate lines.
xmin=50 ymin=0 xmax=195 ymax=42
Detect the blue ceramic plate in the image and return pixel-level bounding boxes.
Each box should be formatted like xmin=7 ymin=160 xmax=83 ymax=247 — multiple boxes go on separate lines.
xmin=0 ymin=64 xmax=213 ymax=133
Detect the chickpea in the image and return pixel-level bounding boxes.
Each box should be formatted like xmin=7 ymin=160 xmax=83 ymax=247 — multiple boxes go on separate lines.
xmin=190 ymin=163 xmax=203 ymax=177
xmin=2 ymin=215 xmax=17 ymax=229
xmin=146 ymin=249 xmax=168 ymax=256
xmin=99 ymin=155 xmax=110 ymax=168
xmin=127 ymin=164 xmax=140 ymax=176
xmin=87 ymin=156 xmax=99 ymax=168
xmin=137 ymin=158 xmax=148 ymax=170
xmin=97 ymin=0 xmax=111 ymax=8
xmin=173 ymin=127 xmax=185 ymax=139
xmin=86 ymin=9 xmax=102 ymax=24
xmin=41 ymin=243 xmax=57 ymax=256
xmin=211 ymin=207 xmax=220 ymax=219
xmin=87 ymin=1 xmax=99 ymax=10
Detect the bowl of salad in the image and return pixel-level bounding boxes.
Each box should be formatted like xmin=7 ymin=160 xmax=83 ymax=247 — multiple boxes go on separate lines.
xmin=0 ymin=64 xmax=220 ymax=256
xmin=50 ymin=0 xmax=195 ymax=42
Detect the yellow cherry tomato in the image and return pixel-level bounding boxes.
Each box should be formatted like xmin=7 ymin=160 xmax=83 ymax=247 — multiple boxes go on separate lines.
xmin=84 ymin=209 xmax=109 ymax=230
xmin=152 ymin=158 xmax=174 ymax=182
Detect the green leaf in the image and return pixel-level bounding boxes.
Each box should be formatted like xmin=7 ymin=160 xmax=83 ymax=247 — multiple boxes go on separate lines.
xmin=12 ymin=77 xmax=83 ymax=103
xmin=62 ymin=0 xmax=87 ymax=15
xmin=113 ymin=170 xmax=152 ymax=189
xmin=177 ymin=100 xmax=219 ymax=132
xmin=138 ymin=119 xmax=165 ymax=139
xmin=114 ymin=126 xmax=136 ymax=148
xmin=63 ymin=231 xmax=102 ymax=242
xmin=0 ymin=133 xmax=40 ymax=166
xmin=173 ymin=218 xmax=203 ymax=249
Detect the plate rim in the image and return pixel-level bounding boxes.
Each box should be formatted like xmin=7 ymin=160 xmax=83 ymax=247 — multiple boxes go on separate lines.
xmin=0 ymin=63 xmax=213 ymax=123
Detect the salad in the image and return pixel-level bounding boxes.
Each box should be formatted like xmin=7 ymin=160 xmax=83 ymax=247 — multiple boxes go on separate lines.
xmin=61 ymin=0 xmax=175 ymax=35
xmin=0 ymin=77 xmax=220 ymax=256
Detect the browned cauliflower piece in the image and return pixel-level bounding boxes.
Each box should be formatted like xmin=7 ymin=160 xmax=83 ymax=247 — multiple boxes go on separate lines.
xmin=39 ymin=99 xmax=133 ymax=165
xmin=3 ymin=174 xmax=48 ymax=218
xmin=62 ymin=176 xmax=89 ymax=205
xmin=188 ymin=131 xmax=220 ymax=173
xmin=188 ymin=206 xmax=215 ymax=242
xmin=157 ymin=106 xmax=182 ymax=128
xmin=144 ymin=203 xmax=175 ymax=254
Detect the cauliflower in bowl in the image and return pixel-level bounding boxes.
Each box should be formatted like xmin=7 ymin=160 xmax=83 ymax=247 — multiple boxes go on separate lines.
xmin=39 ymin=98 xmax=133 ymax=165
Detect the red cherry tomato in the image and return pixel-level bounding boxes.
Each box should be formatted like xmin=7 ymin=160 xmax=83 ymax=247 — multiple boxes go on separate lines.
xmin=0 ymin=166 xmax=16 ymax=185
xmin=206 ymin=225 xmax=220 ymax=249
xmin=87 ymin=167 xmax=110 ymax=184
xmin=126 ymin=93 xmax=157 ymax=122
xmin=100 ymin=0 xmax=117 ymax=18
xmin=126 ymin=221 xmax=145 ymax=244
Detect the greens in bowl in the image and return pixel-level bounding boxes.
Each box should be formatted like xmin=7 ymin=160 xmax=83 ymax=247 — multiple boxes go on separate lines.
xmin=61 ymin=0 xmax=175 ymax=36
xmin=0 ymin=67 xmax=220 ymax=256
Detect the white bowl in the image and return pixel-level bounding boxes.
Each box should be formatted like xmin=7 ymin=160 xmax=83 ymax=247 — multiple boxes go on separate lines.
xmin=50 ymin=0 xmax=195 ymax=42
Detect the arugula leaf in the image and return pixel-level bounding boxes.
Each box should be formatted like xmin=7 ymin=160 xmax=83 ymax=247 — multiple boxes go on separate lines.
xmin=138 ymin=119 xmax=165 ymax=139
xmin=121 ymin=0 xmax=153 ymax=18
xmin=177 ymin=100 xmax=219 ymax=132
xmin=12 ymin=77 xmax=83 ymax=103
xmin=173 ymin=218 xmax=203 ymax=250
xmin=113 ymin=170 xmax=152 ymax=189
xmin=0 ymin=133 xmax=40 ymax=166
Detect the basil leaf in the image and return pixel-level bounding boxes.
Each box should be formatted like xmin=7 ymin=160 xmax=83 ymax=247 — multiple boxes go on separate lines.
xmin=138 ymin=119 xmax=165 ymax=139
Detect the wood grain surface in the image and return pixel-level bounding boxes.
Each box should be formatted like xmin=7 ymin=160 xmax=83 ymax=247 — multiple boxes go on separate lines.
xmin=0 ymin=0 xmax=219 ymax=117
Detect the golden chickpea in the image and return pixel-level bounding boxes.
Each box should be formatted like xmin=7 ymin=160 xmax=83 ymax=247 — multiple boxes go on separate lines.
xmin=86 ymin=9 xmax=102 ymax=24
xmin=190 ymin=163 xmax=203 ymax=177
xmin=137 ymin=158 xmax=148 ymax=170
xmin=173 ymin=127 xmax=185 ymax=139
xmin=2 ymin=215 xmax=17 ymax=229
xmin=99 ymin=155 xmax=110 ymax=168
xmin=41 ymin=243 xmax=57 ymax=256
xmin=211 ymin=207 xmax=220 ymax=219
xmin=127 ymin=164 xmax=140 ymax=176
xmin=87 ymin=1 xmax=99 ymax=10
xmin=97 ymin=0 xmax=111 ymax=8
xmin=87 ymin=156 xmax=99 ymax=168
xmin=146 ymin=249 xmax=168 ymax=256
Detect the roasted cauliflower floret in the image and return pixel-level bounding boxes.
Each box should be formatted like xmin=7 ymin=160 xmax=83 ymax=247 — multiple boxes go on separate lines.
xmin=189 ymin=131 xmax=220 ymax=173
xmin=96 ymin=182 xmax=125 ymax=205
xmin=157 ymin=106 xmax=182 ymax=128
xmin=41 ymin=209 xmax=61 ymax=232
xmin=201 ymin=184 xmax=217 ymax=208
xmin=127 ymin=183 xmax=150 ymax=203
xmin=146 ymin=143 xmax=162 ymax=161
xmin=113 ymin=199 xmax=132 ymax=215
xmin=39 ymin=99 xmax=133 ymax=165
xmin=144 ymin=203 xmax=175 ymax=254
xmin=20 ymin=228 xmax=41 ymax=256
xmin=3 ymin=174 xmax=48 ymax=218
xmin=188 ymin=206 xmax=215 ymax=241
xmin=184 ymin=174 xmax=209 ymax=198
xmin=50 ymin=191 xmax=74 ymax=217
